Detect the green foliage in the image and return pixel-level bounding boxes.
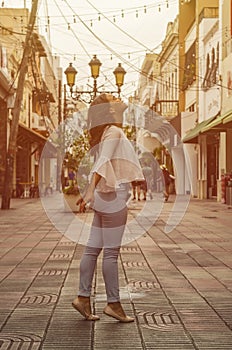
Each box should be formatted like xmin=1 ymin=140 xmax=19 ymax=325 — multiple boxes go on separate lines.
xmin=64 ymin=130 xmax=90 ymax=172
xmin=152 ymin=146 xmax=163 ymax=161
xmin=123 ymin=125 xmax=136 ymax=142
xmin=63 ymin=185 xmax=80 ymax=195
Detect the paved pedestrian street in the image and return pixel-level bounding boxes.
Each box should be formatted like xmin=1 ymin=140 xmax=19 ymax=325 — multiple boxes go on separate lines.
xmin=0 ymin=196 xmax=232 ymax=350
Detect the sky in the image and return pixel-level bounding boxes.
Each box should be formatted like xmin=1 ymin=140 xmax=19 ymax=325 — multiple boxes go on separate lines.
xmin=4 ymin=0 xmax=179 ymax=99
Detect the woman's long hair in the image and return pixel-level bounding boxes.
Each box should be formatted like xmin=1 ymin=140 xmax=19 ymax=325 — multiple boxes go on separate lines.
xmin=87 ymin=93 xmax=118 ymax=152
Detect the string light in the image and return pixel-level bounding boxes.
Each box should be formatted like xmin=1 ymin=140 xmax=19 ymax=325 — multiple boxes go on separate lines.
xmin=36 ymin=1 xmax=173 ymax=29
xmin=38 ymin=1 xmax=231 ymax=97
xmin=38 ymin=0 xmax=212 ymax=96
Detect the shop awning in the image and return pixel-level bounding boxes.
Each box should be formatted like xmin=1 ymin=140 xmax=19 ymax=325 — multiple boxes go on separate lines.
xmin=18 ymin=123 xmax=57 ymax=157
xmin=201 ymin=115 xmax=227 ymax=133
xmin=182 ymin=116 xmax=215 ymax=143
xmin=18 ymin=123 xmax=48 ymax=145
xmin=223 ymin=112 xmax=232 ymax=125
xmin=199 ymin=111 xmax=232 ymax=133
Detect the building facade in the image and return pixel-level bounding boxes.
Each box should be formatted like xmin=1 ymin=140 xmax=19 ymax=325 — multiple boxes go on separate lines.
xmin=0 ymin=8 xmax=60 ymax=198
xmin=180 ymin=0 xmax=232 ymax=202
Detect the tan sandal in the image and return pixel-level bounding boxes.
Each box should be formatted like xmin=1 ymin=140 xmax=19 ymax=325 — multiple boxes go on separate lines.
xmin=72 ymin=297 xmax=100 ymax=321
xmin=103 ymin=304 xmax=134 ymax=323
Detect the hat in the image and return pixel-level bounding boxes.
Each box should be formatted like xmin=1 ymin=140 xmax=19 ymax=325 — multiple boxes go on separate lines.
xmin=87 ymin=93 xmax=127 ymax=129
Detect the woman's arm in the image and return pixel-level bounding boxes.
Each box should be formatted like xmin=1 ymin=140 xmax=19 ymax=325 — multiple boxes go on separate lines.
xmin=76 ymin=172 xmax=102 ymax=213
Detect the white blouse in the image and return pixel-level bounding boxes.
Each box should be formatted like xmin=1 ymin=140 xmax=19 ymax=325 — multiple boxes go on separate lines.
xmin=90 ymin=125 xmax=144 ymax=192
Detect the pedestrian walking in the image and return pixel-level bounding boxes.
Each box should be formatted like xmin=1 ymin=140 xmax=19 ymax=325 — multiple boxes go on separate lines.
xmin=68 ymin=169 xmax=76 ymax=186
xmin=141 ymin=161 xmax=153 ymax=200
xmin=160 ymin=164 xmax=175 ymax=201
xmin=131 ymin=180 xmax=143 ymax=200
xmin=72 ymin=93 xmax=144 ymax=322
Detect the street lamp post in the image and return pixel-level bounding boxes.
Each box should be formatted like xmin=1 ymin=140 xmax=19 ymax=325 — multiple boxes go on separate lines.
xmin=88 ymin=54 xmax=102 ymax=99
xmin=64 ymin=55 xmax=126 ymax=103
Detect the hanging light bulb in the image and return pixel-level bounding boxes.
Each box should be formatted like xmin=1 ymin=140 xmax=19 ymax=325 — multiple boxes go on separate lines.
xmin=90 ymin=19 xmax=93 ymax=27
xmin=158 ymin=5 xmax=161 ymax=12
xmin=136 ymin=10 xmax=138 ymax=18
xmin=73 ymin=15 xmax=76 ymax=23
xmin=166 ymin=0 xmax=169 ymax=8
xmin=121 ymin=9 xmax=124 ymax=18
xmin=68 ymin=23 xmax=70 ymax=30
xmin=144 ymin=5 xmax=147 ymax=13
xmin=98 ymin=13 xmax=101 ymax=21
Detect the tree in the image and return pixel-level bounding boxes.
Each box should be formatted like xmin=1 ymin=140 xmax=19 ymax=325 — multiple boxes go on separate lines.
xmin=63 ymin=129 xmax=91 ymax=193
xmin=1 ymin=0 xmax=39 ymax=209
xmin=64 ymin=130 xmax=90 ymax=171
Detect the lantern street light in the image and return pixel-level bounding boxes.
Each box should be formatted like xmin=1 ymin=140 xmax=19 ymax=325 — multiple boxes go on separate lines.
xmin=113 ymin=63 xmax=126 ymax=96
xmin=64 ymin=63 xmax=77 ymax=91
xmin=64 ymin=55 xmax=126 ymax=104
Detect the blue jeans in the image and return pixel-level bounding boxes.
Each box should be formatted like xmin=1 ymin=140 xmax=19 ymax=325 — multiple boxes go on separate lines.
xmin=78 ymin=184 xmax=129 ymax=302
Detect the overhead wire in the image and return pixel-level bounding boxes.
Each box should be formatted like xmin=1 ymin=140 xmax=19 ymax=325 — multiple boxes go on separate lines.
xmin=34 ymin=0 xmax=227 ymax=71
xmin=62 ymin=0 xmax=151 ymax=79
xmin=53 ymin=0 xmax=130 ymax=94
xmin=59 ymin=0 xmax=189 ymax=98
xmin=85 ymin=0 xmax=153 ymax=53
xmin=3 ymin=1 xmax=230 ymax=100
xmin=21 ymin=1 xmax=177 ymax=24
xmin=53 ymin=0 xmax=91 ymax=59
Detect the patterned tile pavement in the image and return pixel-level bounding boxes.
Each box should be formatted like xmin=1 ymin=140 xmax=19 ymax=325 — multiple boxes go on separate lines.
xmin=0 ymin=194 xmax=232 ymax=349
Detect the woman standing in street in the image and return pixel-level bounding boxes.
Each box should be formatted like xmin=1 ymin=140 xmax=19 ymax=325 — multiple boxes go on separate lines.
xmin=72 ymin=93 xmax=144 ymax=322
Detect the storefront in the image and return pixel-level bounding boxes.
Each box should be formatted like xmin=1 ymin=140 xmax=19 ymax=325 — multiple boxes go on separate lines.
xmin=182 ymin=116 xmax=218 ymax=199
xmin=0 ymin=70 xmax=14 ymax=195
xmin=15 ymin=123 xmax=48 ymax=197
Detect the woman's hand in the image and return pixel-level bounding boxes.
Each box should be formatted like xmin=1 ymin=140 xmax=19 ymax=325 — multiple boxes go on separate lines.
xmin=76 ymin=173 xmax=101 ymax=213
xmin=76 ymin=196 xmax=86 ymax=213
xmin=76 ymin=188 xmax=94 ymax=213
